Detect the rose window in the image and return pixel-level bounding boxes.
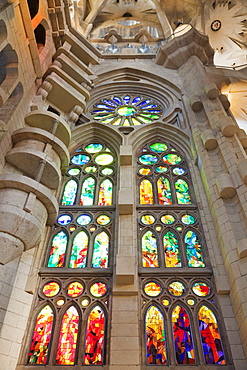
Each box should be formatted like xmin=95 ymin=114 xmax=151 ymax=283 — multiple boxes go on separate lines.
xmin=91 ymin=95 xmax=162 ymax=126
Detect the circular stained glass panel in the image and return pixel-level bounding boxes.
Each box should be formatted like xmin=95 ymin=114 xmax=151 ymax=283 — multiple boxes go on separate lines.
xmin=57 ymin=214 xmax=72 ymax=225
xmin=173 ymin=167 xmax=185 ymax=175
xmin=95 ymin=153 xmax=114 ymax=166
xmin=43 ymin=282 xmax=60 ymax=297
xmin=90 ymin=282 xmax=108 ymax=297
xmin=101 ymin=168 xmax=114 ymax=175
xmin=168 ymin=281 xmax=185 ymax=296
xmin=71 ymin=154 xmax=90 ymax=165
xmin=92 ymin=95 xmax=162 ymax=126
xmin=141 ymin=214 xmax=155 ymax=225
xmin=187 ymin=299 xmax=195 ymax=306
xmin=192 ymin=282 xmax=211 ymax=297
xmin=77 ymin=214 xmax=92 ymax=225
xmin=155 ymin=166 xmax=168 ymax=173
xmin=163 ymin=154 xmax=182 ymax=165
xmin=139 ymin=154 xmax=158 ymax=165
xmin=68 ymin=168 xmax=80 ymax=176
xmin=97 ymin=215 xmax=111 ymax=225
xmin=57 ymin=299 xmax=65 ymax=306
xmin=85 ymin=166 xmax=97 ymax=173
xmin=162 ymin=299 xmax=170 ymax=306
xmin=144 ymin=282 xmax=161 ymax=297
xmin=181 ymin=214 xmax=196 ymax=225
xmin=150 ymin=143 xmax=168 ymax=153
xmin=81 ymin=298 xmax=90 ymax=307
xmin=67 ymin=282 xmax=84 ymax=297
xmin=161 ymin=215 xmax=175 ymax=224
xmin=139 ymin=167 xmax=151 ymax=175
xmin=85 ymin=143 xmax=103 ymax=153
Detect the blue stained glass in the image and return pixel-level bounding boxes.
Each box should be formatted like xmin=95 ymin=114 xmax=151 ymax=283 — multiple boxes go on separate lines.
xmin=57 ymin=214 xmax=72 ymax=225
xmin=132 ymin=97 xmax=141 ymax=104
xmin=142 ymin=110 xmax=161 ymax=113
xmin=71 ymin=155 xmax=90 ymax=165
xmin=137 ymin=100 xmax=151 ymax=107
xmin=95 ymin=104 xmax=114 ymax=110
xmin=103 ymin=99 xmax=117 ymax=107
xmin=113 ymin=97 xmax=122 ymax=105
xmin=139 ymin=154 xmax=158 ymax=165
xmin=123 ymin=95 xmax=131 ymax=104
xmin=185 ymin=230 xmax=205 ymax=267
xmin=143 ymin=104 xmax=158 ymax=109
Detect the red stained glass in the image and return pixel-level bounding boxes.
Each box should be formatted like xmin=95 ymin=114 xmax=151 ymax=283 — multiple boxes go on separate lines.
xmin=198 ymin=306 xmax=226 ymax=365
xmin=172 ymin=305 xmax=195 ymax=364
xmin=43 ymin=282 xmax=60 ymax=297
xmin=56 ymin=306 xmax=79 ymax=365
xmin=83 ymin=306 xmax=105 ymax=365
xmin=140 ymin=179 xmax=154 ymax=204
xmin=28 ymin=305 xmax=54 ymax=364
xmin=157 ymin=177 xmax=172 ymax=205
xmin=67 ymin=282 xmax=84 ymax=297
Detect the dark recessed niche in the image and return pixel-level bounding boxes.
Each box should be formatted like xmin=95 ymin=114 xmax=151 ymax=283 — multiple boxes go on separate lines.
xmin=27 ymin=0 xmax=39 ymax=19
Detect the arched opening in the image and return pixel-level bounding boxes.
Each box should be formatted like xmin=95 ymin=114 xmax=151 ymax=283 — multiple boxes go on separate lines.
xmin=34 ymin=23 xmax=46 ymax=52
xmin=27 ymin=0 xmax=39 ymax=19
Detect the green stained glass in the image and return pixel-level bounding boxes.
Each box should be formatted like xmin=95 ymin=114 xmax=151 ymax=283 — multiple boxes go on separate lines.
xmin=141 ymin=214 xmax=155 ymax=225
xmin=68 ymin=168 xmax=80 ymax=176
xmin=139 ymin=154 xmax=158 ymax=165
xmin=181 ymin=214 xmax=195 ymax=225
xmin=61 ymin=180 xmax=77 ymax=205
xmin=76 ymin=214 xmax=92 ymax=225
xmin=69 ymin=231 xmax=88 ymax=268
xmin=184 ymin=230 xmax=205 ymax=267
xmin=92 ymin=231 xmax=109 ymax=268
xmin=101 ymin=168 xmax=113 ymax=175
xmin=150 ymin=143 xmax=167 ymax=153
xmin=95 ymin=153 xmax=114 ymax=166
xmin=84 ymin=166 xmax=97 ymax=173
xmin=161 ymin=215 xmax=175 ymax=224
xmin=85 ymin=143 xmax=103 ymax=153
xmin=48 ymin=231 xmax=68 ymax=267
xmin=155 ymin=166 xmax=168 ymax=173
xmin=80 ymin=177 xmax=95 ymax=205
xmin=71 ymin=154 xmax=90 ymax=165
xmin=98 ymin=179 xmax=113 ymax=206
xmin=157 ymin=177 xmax=172 ymax=205
xmin=163 ymin=231 xmax=181 ymax=267
xmin=142 ymin=231 xmax=159 ymax=268
xmin=163 ymin=154 xmax=182 ymax=165
xmin=175 ymin=179 xmax=191 ymax=204
xmin=118 ymin=106 xmax=136 ymax=116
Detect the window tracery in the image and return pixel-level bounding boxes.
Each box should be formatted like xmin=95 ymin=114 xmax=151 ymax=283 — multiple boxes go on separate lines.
xmin=138 ymin=141 xmax=227 ymax=366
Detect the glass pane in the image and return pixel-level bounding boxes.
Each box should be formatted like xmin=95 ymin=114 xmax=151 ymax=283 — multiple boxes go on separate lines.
xmin=95 ymin=153 xmax=114 ymax=165
xmin=198 ymin=306 xmax=226 ymax=364
xmin=142 ymin=231 xmax=159 ymax=267
xmin=157 ymin=177 xmax=172 ymax=205
xmin=90 ymin=282 xmax=108 ymax=297
xmin=175 ymin=179 xmax=191 ymax=204
xmin=144 ymin=282 xmax=161 ymax=297
xmin=85 ymin=143 xmax=103 ymax=153
xmin=80 ymin=177 xmax=95 ymax=205
xmin=43 ymin=282 xmax=60 ymax=297
xmin=47 ymin=231 xmax=68 ymax=267
xmin=56 ymin=306 xmax=79 ymax=365
xmin=92 ymin=231 xmax=109 ymax=268
xmin=168 ymin=281 xmax=185 ymax=296
xmin=71 ymin=154 xmax=90 ymax=165
xmin=163 ymin=154 xmax=182 ymax=165
xmin=83 ymin=306 xmax=105 ymax=365
xmin=192 ymin=282 xmax=211 ymax=297
xmin=28 ymin=305 xmax=54 ymax=364
xmin=69 ymin=231 xmax=89 ymax=268
xmin=161 ymin=215 xmax=175 ymax=224
xmin=146 ymin=306 xmax=167 ymax=364
xmin=150 ymin=143 xmax=167 ymax=153
xmin=141 ymin=214 xmax=155 ymax=225
xmin=57 ymin=214 xmax=72 ymax=225
xmin=61 ymin=180 xmax=77 ymax=205
xmin=184 ymin=230 xmax=205 ymax=267
xmin=67 ymin=282 xmax=84 ymax=297
xmin=98 ymin=179 xmax=113 ymax=206
xmin=172 ymin=305 xmax=195 ymax=364
xmin=140 ymin=180 xmax=154 ymax=204
xmin=163 ymin=231 xmax=181 ymax=267
xmin=139 ymin=154 xmax=158 ymax=165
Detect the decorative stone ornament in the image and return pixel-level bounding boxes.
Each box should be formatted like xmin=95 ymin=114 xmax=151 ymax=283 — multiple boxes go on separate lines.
xmin=238 ymin=159 xmax=247 ymax=184
xmin=211 ymin=20 xmax=222 ymax=31
xmin=216 ymin=173 xmax=237 ymax=199
xmin=219 ymin=116 xmax=237 ymax=137
xmin=201 ymin=129 xmax=218 ymax=150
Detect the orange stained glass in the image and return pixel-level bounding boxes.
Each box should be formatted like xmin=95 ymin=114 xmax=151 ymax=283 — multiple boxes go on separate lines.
xmin=140 ymin=179 xmax=154 ymax=205
xmin=142 ymin=231 xmax=159 ymax=267
xmin=83 ymin=306 xmax=105 ymax=365
xmin=56 ymin=306 xmax=79 ymax=365
xmin=157 ymin=177 xmax=172 ymax=205
xmin=98 ymin=179 xmax=113 ymax=206
xmin=43 ymin=282 xmax=60 ymax=297
xmin=145 ymin=305 xmax=167 ymax=364
xmin=28 ymin=305 xmax=54 ymax=364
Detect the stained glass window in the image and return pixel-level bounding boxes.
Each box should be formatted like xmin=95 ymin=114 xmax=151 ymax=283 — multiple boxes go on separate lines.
xmin=92 ymin=231 xmax=109 ymax=268
xmin=28 ymin=305 xmax=54 ymax=364
xmin=61 ymin=180 xmax=77 ymax=205
xmin=69 ymin=231 xmax=89 ymax=268
xmin=91 ymin=95 xmax=162 ymax=126
xmin=145 ymin=306 xmax=167 ymax=364
xmin=47 ymin=231 xmax=68 ymax=268
xmin=83 ymin=306 xmax=105 ymax=365
xmin=142 ymin=230 xmax=159 ymax=267
xmin=184 ymin=230 xmax=205 ymax=267
xmin=140 ymin=180 xmax=154 ymax=204
xmin=198 ymin=306 xmax=226 ymax=364
xmin=56 ymin=306 xmax=79 ymax=365
xmin=163 ymin=231 xmax=181 ymax=267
